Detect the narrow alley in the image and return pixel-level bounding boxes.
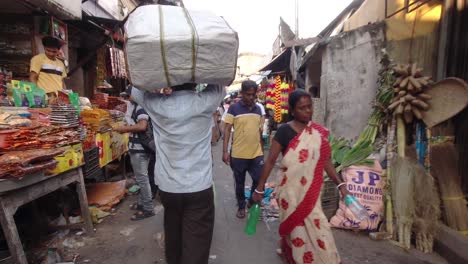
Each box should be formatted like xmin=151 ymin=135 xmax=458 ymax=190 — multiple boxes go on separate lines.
xmin=76 ymin=144 xmax=448 ymax=264
xmin=0 ymin=1 xmax=466 ymax=264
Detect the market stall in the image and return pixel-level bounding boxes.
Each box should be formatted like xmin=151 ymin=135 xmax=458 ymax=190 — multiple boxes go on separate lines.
xmin=322 ymin=52 xmax=468 ymax=254
xmin=0 ymin=168 xmax=92 ymax=264
xmin=0 ymin=7 xmax=131 ymax=262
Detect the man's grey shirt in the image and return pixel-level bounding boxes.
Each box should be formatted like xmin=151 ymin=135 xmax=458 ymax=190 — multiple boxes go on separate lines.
xmin=132 ymin=85 xmax=225 ymax=193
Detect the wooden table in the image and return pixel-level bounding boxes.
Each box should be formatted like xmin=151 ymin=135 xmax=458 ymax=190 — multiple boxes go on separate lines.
xmin=0 ymin=167 xmax=93 ymax=264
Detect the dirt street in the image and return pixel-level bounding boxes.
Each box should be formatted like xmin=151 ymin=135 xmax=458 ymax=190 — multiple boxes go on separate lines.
xmin=77 ymin=145 xmax=448 ymax=264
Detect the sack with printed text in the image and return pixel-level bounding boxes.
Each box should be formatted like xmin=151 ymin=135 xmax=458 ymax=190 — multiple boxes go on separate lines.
xmin=330 ymin=161 xmax=385 ymax=231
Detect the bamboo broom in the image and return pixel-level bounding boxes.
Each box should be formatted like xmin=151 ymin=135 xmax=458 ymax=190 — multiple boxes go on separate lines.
xmin=412 ymin=165 xmax=440 ymax=253
xmin=430 ymin=142 xmax=468 ymax=233
xmin=391 ymin=157 xmax=417 ymax=250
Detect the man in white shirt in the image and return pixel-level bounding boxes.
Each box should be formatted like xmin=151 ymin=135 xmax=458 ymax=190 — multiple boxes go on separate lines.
xmin=131 ymin=83 xmax=225 ymax=264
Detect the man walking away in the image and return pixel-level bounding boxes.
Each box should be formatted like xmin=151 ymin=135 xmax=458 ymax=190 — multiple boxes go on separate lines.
xmin=131 ymin=83 xmax=225 ymax=264
xmin=222 ymin=80 xmax=264 ymax=219
xmin=115 ymin=86 xmax=154 ymax=220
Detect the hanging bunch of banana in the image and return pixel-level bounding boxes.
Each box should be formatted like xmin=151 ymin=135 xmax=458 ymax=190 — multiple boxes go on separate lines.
xmin=388 ymin=63 xmax=433 ymax=124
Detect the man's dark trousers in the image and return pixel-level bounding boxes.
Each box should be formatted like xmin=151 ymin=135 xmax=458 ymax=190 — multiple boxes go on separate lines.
xmin=159 ymin=187 xmax=214 ymax=264
xmin=230 ymin=155 xmax=264 ymax=209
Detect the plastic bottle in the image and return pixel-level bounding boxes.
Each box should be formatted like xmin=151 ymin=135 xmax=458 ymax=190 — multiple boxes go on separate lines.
xmin=244 ymin=204 xmax=261 ymax=235
xmin=46 ymin=250 xmax=58 ymax=264
xmin=344 ymin=195 xmax=368 ymax=221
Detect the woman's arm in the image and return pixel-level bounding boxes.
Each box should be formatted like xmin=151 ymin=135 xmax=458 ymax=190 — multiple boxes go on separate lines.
xmin=252 ymin=139 xmax=282 ymax=203
xmin=325 ymin=159 xmax=350 ymax=197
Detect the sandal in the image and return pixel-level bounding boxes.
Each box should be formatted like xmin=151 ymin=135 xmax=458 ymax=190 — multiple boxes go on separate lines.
xmin=236 ymin=208 xmax=246 ymax=219
xmin=129 ymin=202 xmax=143 ymax=211
xmin=131 ymin=210 xmax=155 ymax=221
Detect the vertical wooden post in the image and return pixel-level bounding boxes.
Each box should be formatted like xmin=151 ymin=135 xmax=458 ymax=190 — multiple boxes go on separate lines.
xmin=0 ymin=199 xmax=28 ymax=264
xmin=76 ymin=168 xmax=93 ymax=233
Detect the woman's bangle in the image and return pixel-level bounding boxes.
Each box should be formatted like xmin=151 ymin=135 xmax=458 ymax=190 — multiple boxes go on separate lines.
xmin=336 ymin=182 xmax=346 ymax=189
xmin=254 ymin=189 xmax=265 ymax=194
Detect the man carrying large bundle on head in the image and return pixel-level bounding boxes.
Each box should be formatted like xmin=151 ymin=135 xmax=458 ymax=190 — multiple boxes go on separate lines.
xmin=124 ymin=3 xmax=238 ymax=264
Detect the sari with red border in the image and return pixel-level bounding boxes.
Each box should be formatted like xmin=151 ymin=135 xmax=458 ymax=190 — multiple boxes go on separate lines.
xmin=276 ymin=122 xmax=341 ymax=264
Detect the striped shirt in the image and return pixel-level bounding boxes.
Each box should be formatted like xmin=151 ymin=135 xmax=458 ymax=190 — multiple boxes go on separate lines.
xmin=30 ymin=54 xmax=66 ymax=94
xmin=125 ymin=101 xmax=149 ymax=152
xmin=223 ymin=101 xmax=263 ymax=159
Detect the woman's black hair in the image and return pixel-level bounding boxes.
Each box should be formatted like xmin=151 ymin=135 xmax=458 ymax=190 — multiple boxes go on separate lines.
xmin=288 ymin=89 xmax=312 ymax=120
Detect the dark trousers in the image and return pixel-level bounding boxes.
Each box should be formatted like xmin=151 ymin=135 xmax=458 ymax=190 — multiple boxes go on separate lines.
xmin=159 ymin=187 xmax=215 ymax=264
xmin=148 ymin=153 xmax=158 ymax=198
xmin=230 ymin=156 xmax=264 ymax=209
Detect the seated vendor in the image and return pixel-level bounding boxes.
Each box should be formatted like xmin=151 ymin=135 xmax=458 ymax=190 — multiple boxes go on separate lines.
xmin=29 ymin=36 xmax=67 ymax=102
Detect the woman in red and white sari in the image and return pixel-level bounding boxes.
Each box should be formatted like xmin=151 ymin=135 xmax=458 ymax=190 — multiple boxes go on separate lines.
xmin=253 ymin=90 xmax=349 ymax=264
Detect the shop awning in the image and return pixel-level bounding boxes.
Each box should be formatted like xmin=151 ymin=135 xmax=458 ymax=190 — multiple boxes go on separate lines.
xmin=226 ymin=70 xmax=271 ymax=92
xmin=29 ymin=0 xmax=82 ymax=20
xmin=258 ymin=48 xmax=292 ymax=73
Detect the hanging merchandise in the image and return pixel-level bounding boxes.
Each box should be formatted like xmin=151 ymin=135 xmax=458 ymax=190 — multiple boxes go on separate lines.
xmin=274 ymin=75 xmax=282 ymax=123
xmin=265 ymin=83 xmax=276 ymax=110
xmin=12 ymin=81 xmax=47 ymax=108
xmin=118 ymin=49 xmax=127 ymax=79
xmin=388 ymin=63 xmax=433 ymax=124
xmin=96 ymin=47 xmax=107 ymax=84
xmin=280 ymin=82 xmax=289 ymax=115
xmin=105 ymin=47 xmax=128 ymax=79
xmin=107 ymin=47 xmax=116 ymax=78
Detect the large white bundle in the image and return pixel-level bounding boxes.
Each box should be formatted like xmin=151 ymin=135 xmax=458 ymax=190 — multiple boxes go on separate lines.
xmin=124 ymin=5 xmax=239 ymax=91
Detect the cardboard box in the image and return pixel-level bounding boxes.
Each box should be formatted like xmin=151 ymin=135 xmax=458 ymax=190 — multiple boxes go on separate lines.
xmin=47 ymin=143 xmax=84 ymax=175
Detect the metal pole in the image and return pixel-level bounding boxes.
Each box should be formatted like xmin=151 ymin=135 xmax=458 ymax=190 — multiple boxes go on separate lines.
xmin=295 ymin=0 xmax=299 ymax=38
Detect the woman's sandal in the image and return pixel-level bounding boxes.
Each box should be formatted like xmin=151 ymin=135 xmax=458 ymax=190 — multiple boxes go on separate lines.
xmin=236 ymin=208 xmax=246 ymax=219
xmin=131 ymin=210 xmax=155 ymax=221
xmin=129 ymin=202 xmax=143 ymax=211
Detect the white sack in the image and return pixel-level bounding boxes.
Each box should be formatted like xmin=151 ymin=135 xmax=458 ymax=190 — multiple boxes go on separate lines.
xmin=124 ymin=5 xmax=239 ymax=91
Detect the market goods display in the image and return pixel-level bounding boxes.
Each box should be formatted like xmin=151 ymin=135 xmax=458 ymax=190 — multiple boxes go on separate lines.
xmin=421 ymin=77 xmax=468 ymax=127
xmin=108 ymin=110 xmax=125 ymax=123
xmin=330 ymin=136 xmax=374 ymax=173
xmin=92 ymin=93 xmax=109 ymax=109
xmin=265 ymin=83 xmax=275 ymax=110
xmin=274 ymin=76 xmax=282 ymax=123
xmin=0 ymin=148 xmax=63 ymax=178
xmin=391 ymin=157 xmax=417 ymax=250
xmin=430 ymin=143 xmax=468 ymax=234
xmin=50 ymin=104 xmax=79 ymax=128
xmin=125 ymin=4 xmax=238 ymax=91
xmin=81 ymin=109 xmax=112 ymax=132
xmin=412 ymin=164 xmax=440 ymax=253
xmin=330 ymin=161 xmax=384 ymax=231
xmin=107 ymin=47 xmax=127 ymax=79
xmin=1 ymin=126 xmax=80 ymax=150
xmin=107 ymin=96 xmax=127 ymax=110
xmin=388 ymin=63 xmax=433 ymax=124
xmin=0 ymin=111 xmax=32 ymax=129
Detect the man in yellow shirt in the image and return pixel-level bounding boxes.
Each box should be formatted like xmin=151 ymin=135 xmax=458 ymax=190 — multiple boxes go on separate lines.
xmin=29 ymin=36 xmax=67 ymax=98
xmin=222 ymin=80 xmax=264 ymax=218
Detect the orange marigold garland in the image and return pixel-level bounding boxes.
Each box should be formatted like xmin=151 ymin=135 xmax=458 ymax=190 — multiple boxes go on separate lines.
xmin=274 ymin=75 xmax=282 ymax=123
